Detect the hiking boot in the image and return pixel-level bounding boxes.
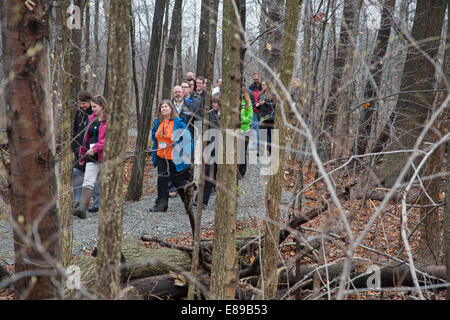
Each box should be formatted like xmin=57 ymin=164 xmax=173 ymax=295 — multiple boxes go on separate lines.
xmin=149 ymin=198 xmax=168 ymax=212
xmin=71 ymin=188 xmax=92 ymax=219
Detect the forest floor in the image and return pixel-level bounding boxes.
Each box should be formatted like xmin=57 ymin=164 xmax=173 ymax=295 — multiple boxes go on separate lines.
xmin=0 ymin=135 xmax=447 ymax=300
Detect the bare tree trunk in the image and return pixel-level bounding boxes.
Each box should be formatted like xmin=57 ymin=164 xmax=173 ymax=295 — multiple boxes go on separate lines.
xmin=323 ymin=0 xmax=354 ymax=159
xmin=93 ymin=0 xmax=100 ymax=93
xmin=155 ymin=1 xmax=169 ymax=110
xmin=83 ymin=0 xmax=90 ymax=90
xmin=95 ymin=0 xmax=131 ymax=300
xmin=58 ymin=0 xmax=74 ymax=268
xmin=3 ymin=0 xmax=60 ymax=299
xmin=259 ymin=0 xmax=299 ymax=300
xmin=196 ymin=0 xmax=210 ymax=78
xmin=176 ymin=13 xmax=183 ymax=85
xmin=334 ymin=0 xmax=363 ymax=160
xmin=71 ymin=0 xmax=86 ymax=100
xmin=129 ymin=0 xmax=140 ymax=131
xmin=264 ymin=0 xmax=284 ymax=80
xmin=163 ymin=0 xmax=183 ymax=99
xmin=125 ymin=0 xmax=165 ymax=201
xmin=445 ymin=138 xmax=450 ymax=300
xmin=377 ymin=0 xmax=446 ymax=187
xmin=355 ymin=0 xmax=396 ymax=155
xmin=188 ymin=0 xmax=219 ymax=300
xmin=210 ymin=0 xmax=241 ymax=300
xmin=239 ymin=0 xmax=246 ymax=77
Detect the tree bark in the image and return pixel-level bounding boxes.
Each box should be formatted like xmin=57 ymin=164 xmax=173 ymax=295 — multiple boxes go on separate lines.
xmin=259 ymin=0 xmax=299 ymax=300
xmin=58 ymin=1 xmax=74 ymax=268
xmin=70 ymin=0 xmax=86 ymax=100
xmin=210 ymin=0 xmax=241 ymax=300
xmin=445 ymin=138 xmax=450 ymax=300
xmin=93 ymin=0 xmax=100 ymax=92
xmin=323 ymin=0 xmax=355 ymax=159
xmin=187 ymin=0 xmax=218 ymax=300
xmin=125 ymin=0 xmax=165 ymax=201
xmin=264 ymin=0 xmax=284 ymax=80
xmin=129 ymin=0 xmax=140 ymax=131
xmin=95 ymin=0 xmax=131 ymax=300
xmin=3 ymin=0 xmax=60 ymax=299
xmin=196 ymin=0 xmax=210 ymax=78
xmin=83 ymin=0 xmax=90 ymax=90
xmin=355 ymin=0 xmax=396 ymax=155
xmin=162 ymin=0 xmax=183 ymax=100
xmin=334 ymin=0 xmax=363 ymax=159
xmin=378 ymin=0 xmax=446 ymax=187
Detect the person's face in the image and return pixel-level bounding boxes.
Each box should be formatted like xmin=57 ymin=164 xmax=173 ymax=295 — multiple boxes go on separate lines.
xmin=252 ymin=74 xmax=259 ymax=83
xmin=189 ymin=80 xmax=195 ymax=93
xmin=172 ymin=87 xmax=183 ymax=101
xmin=186 ymin=72 xmax=195 ymax=81
xmin=91 ymin=102 xmax=103 ymax=116
xmin=160 ymin=104 xmax=172 ymax=118
xmin=212 ymin=101 xmax=220 ymax=111
xmin=79 ymin=100 xmax=91 ymax=111
xmin=181 ymin=83 xmax=191 ymax=97
xmin=196 ymin=80 xmax=204 ymax=91
xmin=262 ymin=82 xmax=267 ymax=91
xmin=217 ymin=79 xmax=222 ymax=87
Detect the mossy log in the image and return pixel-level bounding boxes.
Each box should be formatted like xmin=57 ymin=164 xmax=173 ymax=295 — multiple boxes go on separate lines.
xmin=64 ymin=238 xmax=192 ymax=299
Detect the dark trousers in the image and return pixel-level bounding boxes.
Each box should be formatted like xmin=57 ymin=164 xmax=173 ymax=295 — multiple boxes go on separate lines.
xmin=197 ymin=163 xmax=217 ymax=205
xmin=238 ymin=135 xmax=249 ymax=178
xmin=156 ymin=156 xmax=191 ymax=203
xmin=259 ymin=120 xmax=274 ymax=154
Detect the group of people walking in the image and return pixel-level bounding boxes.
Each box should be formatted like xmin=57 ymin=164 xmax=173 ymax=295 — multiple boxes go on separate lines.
xmin=70 ymin=71 xmax=278 ymax=218
xmin=149 ymin=71 xmax=277 ymax=212
xmin=71 ymin=91 xmax=108 ymax=219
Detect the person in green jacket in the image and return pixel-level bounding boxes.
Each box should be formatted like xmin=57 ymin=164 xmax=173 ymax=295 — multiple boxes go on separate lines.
xmin=238 ymin=87 xmax=253 ymax=178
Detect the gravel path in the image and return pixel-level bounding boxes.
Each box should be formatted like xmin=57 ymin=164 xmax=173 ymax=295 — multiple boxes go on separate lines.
xmin=0 ymin=145 xmax=294 ymax=264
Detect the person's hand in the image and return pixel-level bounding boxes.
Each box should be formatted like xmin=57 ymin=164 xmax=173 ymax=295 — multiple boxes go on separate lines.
xmin=86 ymin=149 xmax=94 ymax=156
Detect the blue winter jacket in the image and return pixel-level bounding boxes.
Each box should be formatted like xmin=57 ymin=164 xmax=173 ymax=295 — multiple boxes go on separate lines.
xmin=151 ymin=117 xmax=193 ymax=172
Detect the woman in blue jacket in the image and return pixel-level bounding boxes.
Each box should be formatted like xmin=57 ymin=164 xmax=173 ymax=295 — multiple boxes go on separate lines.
xmin=149 ymin=100 xmax=193 ymax=212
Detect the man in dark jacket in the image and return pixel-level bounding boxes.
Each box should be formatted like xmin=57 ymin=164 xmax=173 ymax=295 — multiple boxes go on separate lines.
xmin=72 ymin=90 xmax=100 ymax=211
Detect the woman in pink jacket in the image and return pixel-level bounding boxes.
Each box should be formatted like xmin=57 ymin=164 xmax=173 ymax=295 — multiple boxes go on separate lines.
xmin=72 ymin=95 xmax=107 ymax=219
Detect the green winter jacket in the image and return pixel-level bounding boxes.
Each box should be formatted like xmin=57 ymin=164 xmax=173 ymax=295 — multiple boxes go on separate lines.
xmin=241 ymin=98 xmax=253 ymax=133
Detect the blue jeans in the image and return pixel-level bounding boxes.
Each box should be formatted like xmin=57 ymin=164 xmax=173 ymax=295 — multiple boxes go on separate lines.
xmin=73 ymin=167 xmax=100 ymax=208
xmin=251 ymin=113 xmax=259 ymax=148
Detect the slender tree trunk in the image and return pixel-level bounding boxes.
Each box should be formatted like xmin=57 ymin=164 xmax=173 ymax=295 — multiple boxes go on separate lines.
xmin=3 ymin=0 xmax=60 ymax=299
xmin=95 ymin=0 xmax=131 ymax=300
xmin=323 ymin=0 xmax=354 ymax=159
xmin=259 ymin=0 xmax=299 ymax=300
xmin=355 ymin=0 xmax=395 ymax=155
xmin=83 ymin=0 xmax=90 ymax=90
xmin=378 ymin=0 xmax=446 ymax=187
xmin=163 ymin=0 xmax=183 ymax=99
xmin=129 ymin=0 xmax=140 ymax=131
xmin=239 ymin=0 xmax=246 ymax=77
xmin=259 ymin=0 xmax=269 ymax=67
xmin=188 ymin=0 xmax=219 ymax=300
xmin=156 ymin=1 xmax=170 ymax=118
xmin=196 ymin=0 xmax=210 ymax=77
xmin=58 ymin=0 xmax=74 ymax=268
xmin=264 ymin=0 xmax=284 ymax=80
xmin=71 ymin=0 xmax=86 ymax=100
xmin=334 ymin=0 xmax=363 ymax=160
xmin=93 ymin=0 xmax=100 ymax=93
xmin=445 ymin=138 xmax=450 ymax=300
xmin=125 ymin=0 xmax=165 ymax=201
xmin=210 ymin=0 xmax=241 ymax=300
xmin=176 ymin=12 xmax=183 ymax=85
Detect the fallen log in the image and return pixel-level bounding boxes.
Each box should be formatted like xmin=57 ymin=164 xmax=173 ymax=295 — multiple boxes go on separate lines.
xmin=64 ymin=238 xmax=192 ymax=299
xmin=275 ymin=262 xmax=447 ymax=293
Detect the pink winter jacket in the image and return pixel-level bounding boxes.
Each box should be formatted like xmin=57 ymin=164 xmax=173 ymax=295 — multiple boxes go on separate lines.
xmin=79 ymin=114 xmax=107 ymax=164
